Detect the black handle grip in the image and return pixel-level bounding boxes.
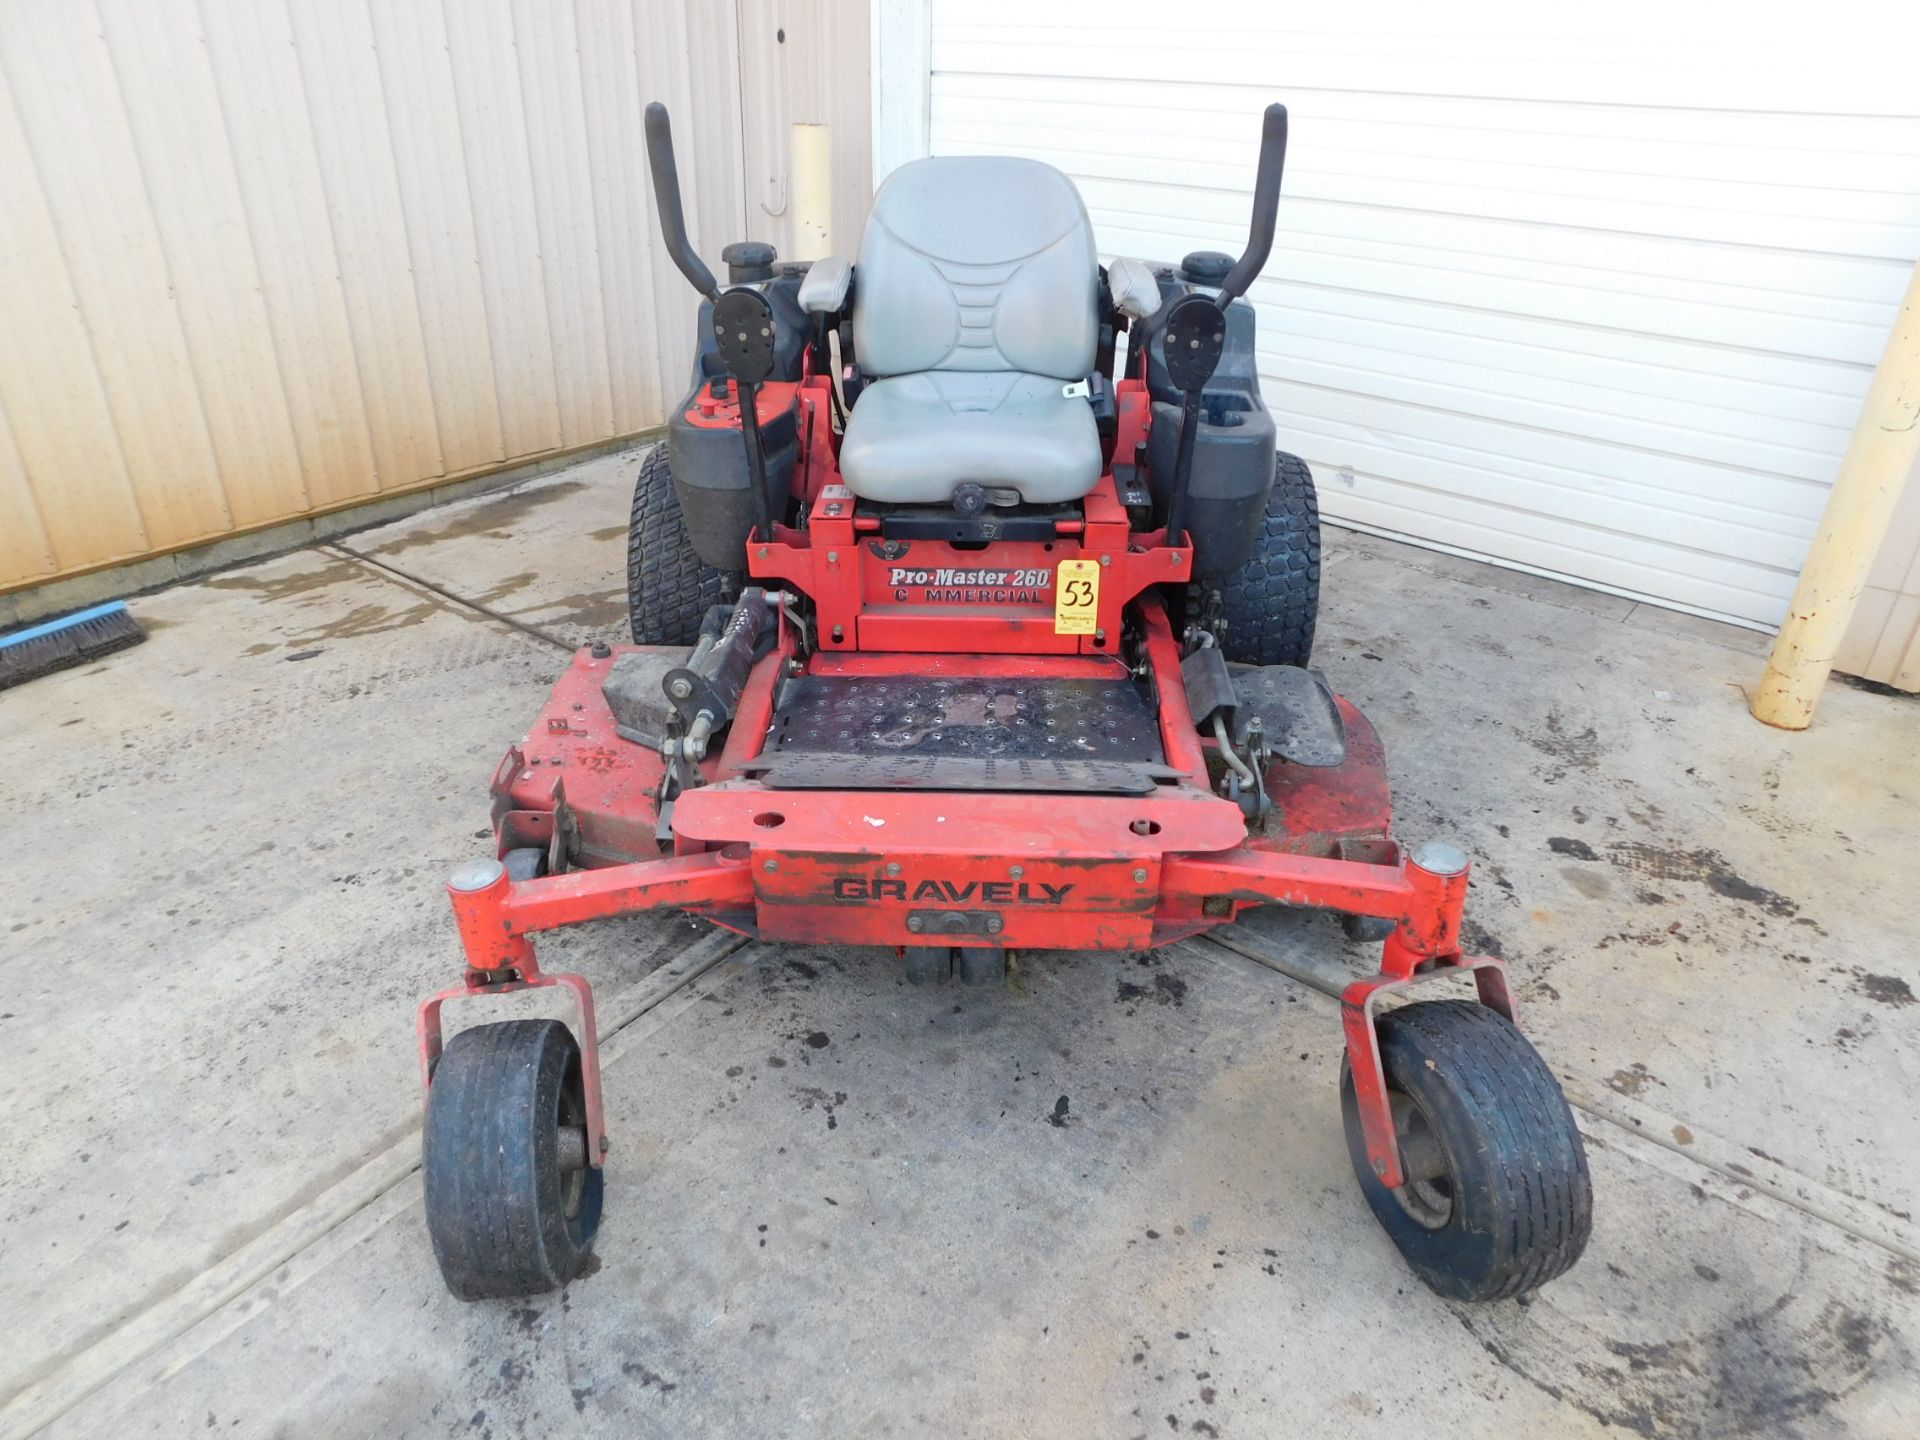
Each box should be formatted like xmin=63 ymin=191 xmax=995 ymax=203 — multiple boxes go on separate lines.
xmin=644 ymin=102 xmax=721 ymax=301
xmin=1215 ymin=103 xmax=1288 ymax=305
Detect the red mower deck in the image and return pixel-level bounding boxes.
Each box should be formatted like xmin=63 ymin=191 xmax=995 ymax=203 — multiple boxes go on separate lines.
xmin=420 ymin=600 xmax=1513 ymax=1194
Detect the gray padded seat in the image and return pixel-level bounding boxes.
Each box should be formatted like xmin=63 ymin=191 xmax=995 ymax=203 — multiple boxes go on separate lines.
xmin=839 ymin=156 xmax=1102 ymax=505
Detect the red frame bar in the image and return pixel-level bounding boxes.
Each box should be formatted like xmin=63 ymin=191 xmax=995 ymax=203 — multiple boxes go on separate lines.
xmin=496 ymin=850 xmax=757 ymax=939
xmin=422 ymin=823 xmax=1499 ymax=1188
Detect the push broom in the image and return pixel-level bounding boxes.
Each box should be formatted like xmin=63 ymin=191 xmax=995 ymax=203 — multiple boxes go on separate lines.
xmin=0 ymin=600 xmax=146 ymax=691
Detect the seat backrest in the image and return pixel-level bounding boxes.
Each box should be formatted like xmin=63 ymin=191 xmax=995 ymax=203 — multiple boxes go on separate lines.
xmin=853 ymin=156 xmax=1097 ymax=381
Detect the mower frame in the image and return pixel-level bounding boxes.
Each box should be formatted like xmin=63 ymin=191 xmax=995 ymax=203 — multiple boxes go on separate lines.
xmin=421 ymin=801 xmax=1505 ymax=1190
xmin=418 ymin=372 xmax=1509 ymax=1193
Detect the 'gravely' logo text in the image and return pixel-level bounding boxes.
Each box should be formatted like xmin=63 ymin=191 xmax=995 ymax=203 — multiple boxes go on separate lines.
xmin=830 ymin=876 xmax=1074 ymax=904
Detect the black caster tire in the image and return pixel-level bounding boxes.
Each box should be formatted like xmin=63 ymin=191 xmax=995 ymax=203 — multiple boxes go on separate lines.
xmin=956 ymin=947 xmax=1006 ymax=986
xmin=1217 ymin=452 xmax=1320 ymax=667
xmin=1340 ymin=999 xmax=1590 ymax=1302
xmin=904 ymin=946 xmax=952 ymax=985
xmin=424 ymin=1018 xmax=603 ymax=1300
xmin=627 ymin=443 xmax=739 ymax=646
xmin=1341 ymin=913 xmax=1395 ymax=943
xmin=502 ymin=846 xmax=546 ymax=882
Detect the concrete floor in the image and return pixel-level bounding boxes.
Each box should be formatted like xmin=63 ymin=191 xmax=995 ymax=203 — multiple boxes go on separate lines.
xmin=1 ymin=444 xmax=1915 ymax=1439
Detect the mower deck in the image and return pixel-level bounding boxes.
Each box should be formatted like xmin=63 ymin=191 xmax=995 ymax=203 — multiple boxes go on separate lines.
xmin=423 ymin=627 xmax=1509 ymax=1200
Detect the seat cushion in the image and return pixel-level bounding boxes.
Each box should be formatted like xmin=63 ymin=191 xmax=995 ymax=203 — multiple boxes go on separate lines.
xmin=853 ymin=156 xmax=1097 ymax=380
xmin=838 ymin=372 xmax=1102 ymax=505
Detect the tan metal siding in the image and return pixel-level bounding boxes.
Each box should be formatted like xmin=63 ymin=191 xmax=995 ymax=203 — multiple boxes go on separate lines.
xmin=196 ymin=0 xmax=384 ymax=513
xmin=513 ymin=0 xmax=619 ymax=449
xmin=6 ymin=2 xmax=235 ymax=552
xmin=0 ymin=392 xmax=56 ymax=578
xmin=0 ymin=46 xmax=154 ymax=570
xmin=737 ymin=0 xmax=873 ymax=262
xmin=0 ymin=0 xmax=865 ymax=594
xmin=102 ymin=0 xmax=316 ymax=531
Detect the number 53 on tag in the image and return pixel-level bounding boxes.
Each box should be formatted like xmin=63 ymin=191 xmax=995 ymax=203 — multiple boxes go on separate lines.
xmin=1053 ymin=559 xmax=1100 ymax=635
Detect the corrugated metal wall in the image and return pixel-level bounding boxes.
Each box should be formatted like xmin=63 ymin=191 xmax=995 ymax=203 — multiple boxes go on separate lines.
xmin=919 ymin=1 xmax=1920 ymax=646
xmin=0 ymin=0 xmax=868 ymax=595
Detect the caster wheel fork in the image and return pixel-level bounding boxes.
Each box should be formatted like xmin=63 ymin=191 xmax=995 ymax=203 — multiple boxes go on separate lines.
xmin=420 ymin=856 xmax=610 ymax=1300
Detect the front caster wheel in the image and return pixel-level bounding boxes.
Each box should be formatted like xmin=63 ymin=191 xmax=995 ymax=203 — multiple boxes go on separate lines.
xmin=1340 ymin=913 xmax=1395 ymax=944
xmin=424 ymin=1018 xmax=603 ymax=1300
xmin=1340 ymin=999 xmax=1591 ymax=1301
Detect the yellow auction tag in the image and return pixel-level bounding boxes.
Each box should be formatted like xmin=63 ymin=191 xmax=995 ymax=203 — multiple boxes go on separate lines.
xmin=1053 ymin=559 xmax=1100 ymax=635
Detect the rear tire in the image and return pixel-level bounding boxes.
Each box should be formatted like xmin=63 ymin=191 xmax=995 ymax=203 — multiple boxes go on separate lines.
xmin=1217 ymin=452 xmax=1320 ymax=666
xmin=627 ymin=444 xmax=739 ymax=646
xmin=424 ymin=1019 xmax=602 ymax=1300
xmin=956 ymin=947 xmax=1007 ymax=986
xmin=904 ymin=946 xmax=952 ymax=985
xmin=1340 ymin=999 xmax=1590 ymax=1301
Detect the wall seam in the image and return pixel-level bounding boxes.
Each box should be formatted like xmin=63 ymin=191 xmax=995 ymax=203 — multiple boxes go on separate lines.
xmin=187 ymin=0 xmax=315 ymax=513
xmin=438 ymin=0 xmax=515 ymax=462
xmin=362 ymin=0 xmax=452 ymax=480
xmin=504 ymin=0 xmax=573 ymax=443
xmin=0 ymin=30 xmax=153 ymax=554
xmin=94 ymin=0 xmax=240 ymax=530
xmin=276 ymin=0 xmax=388 ymax=490
xmin=563 ymin=0 xmax=621 ymax=437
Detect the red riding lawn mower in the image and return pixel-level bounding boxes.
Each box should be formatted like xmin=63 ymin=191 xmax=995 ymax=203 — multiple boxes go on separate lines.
xmin=417 ymin=102 xmax=1591 ymax=1303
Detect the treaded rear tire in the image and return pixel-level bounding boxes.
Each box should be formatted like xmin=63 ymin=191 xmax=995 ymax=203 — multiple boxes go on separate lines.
xmin=1218 ymin=452 xmax=1320 ymax=666
xmin=1340 ymin=999 xmax=1591 ymax=1301
xmin=627 ymin=443 xmax=739 ymax=646
xmin=904 ymin=946 xmax=952 ymax=985
xmin=424 ymin=1018 xmax=603 ymax=1300
xmin=957 ymin=947 xmax=1007 ymax=986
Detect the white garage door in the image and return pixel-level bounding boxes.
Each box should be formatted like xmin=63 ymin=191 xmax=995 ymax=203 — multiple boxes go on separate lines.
xmin=918 ymin=2 xmax=1920 ymax=628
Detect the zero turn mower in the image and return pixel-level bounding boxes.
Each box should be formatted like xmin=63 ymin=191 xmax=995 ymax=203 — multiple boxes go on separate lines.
xmin=417 ymin=102 xmax=1592 ymax=1303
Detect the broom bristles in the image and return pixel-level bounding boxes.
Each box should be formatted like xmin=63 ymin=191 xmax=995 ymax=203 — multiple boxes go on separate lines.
xmin=0 ymin=601 xmax=147 ymax=691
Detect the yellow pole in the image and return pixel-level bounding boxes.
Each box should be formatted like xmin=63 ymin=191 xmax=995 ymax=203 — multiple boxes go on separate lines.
xmin=1751 ymin=256 xmax=1920 ymax=730
xmin=789 ymin=122 xmax=832 ymax=260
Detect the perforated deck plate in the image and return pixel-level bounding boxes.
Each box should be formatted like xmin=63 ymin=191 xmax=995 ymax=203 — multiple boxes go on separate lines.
xmin=1226 ymin=663 xmax=1347 ymax=767
xmin=769 ymin=673 xmax=1164 ymax=761
xmin=754 ymin=673 xmax=1175 ymax=793
xmin=741 ymin=753 xmax=1182 ymax=794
